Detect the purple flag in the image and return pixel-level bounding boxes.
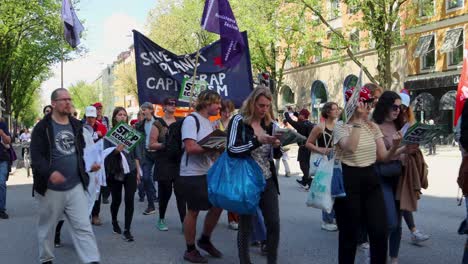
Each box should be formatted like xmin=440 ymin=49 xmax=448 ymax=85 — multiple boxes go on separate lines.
xmin=201 ymin=0 xmax=245 ymax=67
xmin=61 ymin=0 xmax=84 ymax=48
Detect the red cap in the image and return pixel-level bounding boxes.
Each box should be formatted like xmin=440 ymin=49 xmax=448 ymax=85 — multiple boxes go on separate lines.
xmin=130 ymin=119 xmax=139 ymax=126
xmin=93 ymin=102 xmax=103 ymax=108
xmin=299 ymin=108 xmax=310 ymax=119
xmin=345 ymin=87 xmax=373 ymax=102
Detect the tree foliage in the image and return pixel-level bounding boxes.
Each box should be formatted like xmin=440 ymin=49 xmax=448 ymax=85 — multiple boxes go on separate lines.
xmin=297 ymin=0 xmax=409 ymax=90
xmin=0 ymin=0 xmax=76 ymax=119
xmin=146 ymin=0 xmax=318 ymax=112
xmin=114 ymin=61 xmax=138 ymax=98
xmin=68 ymin=80 xmax=101 ymax=113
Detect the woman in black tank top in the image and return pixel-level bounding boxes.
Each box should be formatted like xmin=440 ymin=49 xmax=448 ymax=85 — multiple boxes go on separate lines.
xmin=305 ymin=102 xmax=339 ymax=232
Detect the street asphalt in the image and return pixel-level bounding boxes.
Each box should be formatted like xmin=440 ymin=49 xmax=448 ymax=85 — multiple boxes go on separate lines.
xmin=0 ymin=145 xmax=465 ymax=264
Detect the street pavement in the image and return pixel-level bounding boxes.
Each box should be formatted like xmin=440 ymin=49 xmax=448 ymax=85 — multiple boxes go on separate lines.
xmin=0 ymin=145 xmax=465 ymax=264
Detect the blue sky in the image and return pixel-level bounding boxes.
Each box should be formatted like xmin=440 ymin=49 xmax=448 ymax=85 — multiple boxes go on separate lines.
xmin=41 ymin=0 xmax=156 ymax=102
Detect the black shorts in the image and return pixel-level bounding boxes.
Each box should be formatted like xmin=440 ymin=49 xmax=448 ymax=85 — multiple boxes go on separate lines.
xmin=179 ymin=175 xmax=211 ymax=211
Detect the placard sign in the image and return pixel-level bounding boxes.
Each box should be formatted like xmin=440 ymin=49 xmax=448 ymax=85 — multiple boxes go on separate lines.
xmin=344 ymin=87 xmax=360 ymax=123
xmin=402 ymin=123 xmax=439 ymax=145
xmin=105 ymin=122 xmax=143 ymax=153
xmin=179 ymin=77 xmax=209 ymax=103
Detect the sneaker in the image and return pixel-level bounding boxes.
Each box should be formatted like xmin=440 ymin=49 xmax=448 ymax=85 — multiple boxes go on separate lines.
xmin=0 ymin=211 xmax=9 ymax=219
xmin=138 ymin=197 xmax=144 ymax=202
xmin=228 ymin=221 xmax=239 ymax=230
xmin=197 ymin=240 xmax=223 ymax=258
xmin=102 ymin=198 xmax=110 ymax=204
xmin=184 ymin=249 xmax=208 ymax=263
xmin=122 ymin=230 xmax=134 ymax=242
xmin=91 ymin=216 xmax=102 ymax=226
xmin=143 ymin=207 xmax=156 ymax=215
xmin=112 ymin=221 xmax=122 ymax=234
xmin=54 ymin=233 xmax=62 ymax=248
xmin=156 ymin=218 xmax=169 ymax=231
xmin=411 ymin=229 xmax=430 ymax=244
xmin=321 ymin=222 xmax=338 ymax=232
xmin=390 ymin=258 xmax=399 ymax=264
xmin=285 ymin=172 xmax=291 ymax=177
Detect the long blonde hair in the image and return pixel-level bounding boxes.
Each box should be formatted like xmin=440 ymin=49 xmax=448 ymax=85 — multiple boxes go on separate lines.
xmin=240 ymin=85 xmax=274 ymax=126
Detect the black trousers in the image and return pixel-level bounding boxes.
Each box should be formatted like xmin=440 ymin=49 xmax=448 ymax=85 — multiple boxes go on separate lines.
xmin=238 ymin=178 xmax=280 ymax=264
xmin=109 ymin=173 xmax=137 ymax=231
xmin=299 ymin=160 xmax=311 ymax=184
xmin=158 ymin=178 xmax=186 ymax=223
xmin=334 ymin=164 xmax=388 ymax=264
xmin=91 ymin=188 xmax=102 ymax=217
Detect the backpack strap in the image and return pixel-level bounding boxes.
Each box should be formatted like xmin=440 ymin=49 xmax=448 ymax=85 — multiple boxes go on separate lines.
xmin=184 ymin=113 xmax=201 ymax=166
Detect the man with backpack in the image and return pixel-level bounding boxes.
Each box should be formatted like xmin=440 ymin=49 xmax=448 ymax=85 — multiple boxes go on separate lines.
xmin=179 ymin=90 xmax=224 ymax=263
xmin=284 ymin=108 xmax=315 ymax=189
xmin=136 ymin=102 xmax=159 ymax=215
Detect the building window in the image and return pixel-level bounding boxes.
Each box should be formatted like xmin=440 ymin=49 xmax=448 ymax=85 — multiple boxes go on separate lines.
xmin=315 ymin=47 xmax=322 ymax=62
xmin=414 ymin=34 xmax=436 ymax=70
xmin=350 ymin=30 xmax=360 ymax=52
xmin=447 ymin=0 xmax=464 ymax=10
xmin=329 ymin=0 xmax=341 ymax=20
xmin=347 ymin=3 xmax=358 ymax=14
xmin=419 ymin=0 xmax=435 ymax=17
xmin=421 ymin=36 xmax=435 ymax=70
xmin=441 ymin=28 xmax=464 ymax=66
xmin=369 ymin=32 xmax=376 ymax=49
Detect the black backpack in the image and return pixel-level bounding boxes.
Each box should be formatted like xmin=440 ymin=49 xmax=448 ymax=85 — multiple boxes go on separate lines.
xmin=165 ymin=114 xmax=200 ymax=165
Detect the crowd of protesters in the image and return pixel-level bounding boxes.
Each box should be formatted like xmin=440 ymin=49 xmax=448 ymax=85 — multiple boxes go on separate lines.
xmin=2 ymin=81 xmax=467 ymax=264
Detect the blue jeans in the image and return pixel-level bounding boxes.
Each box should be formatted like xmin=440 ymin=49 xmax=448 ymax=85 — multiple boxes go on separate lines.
xmin=142 ymin=155 xmax=157 ymax=209
xmin=322 ymin=209 xmax=335 ymax=224
xmin=380 ymin=179 xmax=402 ymax=258
xmin=0 ymin=161 xmax=8 ymax=211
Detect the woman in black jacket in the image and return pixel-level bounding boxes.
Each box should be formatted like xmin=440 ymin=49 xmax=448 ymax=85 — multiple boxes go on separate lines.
xmin=105 ymin=107 xmax=142 ymax=242
xmin=226 ymin=86 xmax=282 ymax=264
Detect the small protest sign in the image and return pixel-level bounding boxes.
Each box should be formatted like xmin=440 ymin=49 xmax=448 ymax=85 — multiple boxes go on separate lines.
xmin=402 ymin=123 xmax=441 ymax=145
xmin=344 ymin=87 xmax=360 ymax=123
xmin=179 ymin=77 xmax=209 ymax=103
xmin=105 ymin=122 xmax=143 ymax=153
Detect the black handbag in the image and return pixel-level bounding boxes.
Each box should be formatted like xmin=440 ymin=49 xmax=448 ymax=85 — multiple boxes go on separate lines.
xmin=375 ymin=160 xmax=402 ymax=178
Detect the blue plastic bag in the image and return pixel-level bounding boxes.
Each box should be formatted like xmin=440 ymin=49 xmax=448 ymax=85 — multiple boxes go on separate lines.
xmin=208 ymin=152 xmax=265 ymax=215
xmin=331 ymin=159 xmax=346 ymax=198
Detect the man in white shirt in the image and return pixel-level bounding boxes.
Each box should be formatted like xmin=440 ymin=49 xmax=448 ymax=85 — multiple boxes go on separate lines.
xmin=180 ymin=90 xmax=223 ymax=263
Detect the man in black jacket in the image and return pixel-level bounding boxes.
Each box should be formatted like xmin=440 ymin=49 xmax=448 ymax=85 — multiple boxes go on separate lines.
xmin=31 ymin=88 xmax=100 ymax=264
xmin=284 ymin=108 xmax=315 ymax=188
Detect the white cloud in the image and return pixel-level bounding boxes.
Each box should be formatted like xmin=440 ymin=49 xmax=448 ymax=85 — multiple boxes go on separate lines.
xmin=41 ymin=12 xmax=144 ymax=104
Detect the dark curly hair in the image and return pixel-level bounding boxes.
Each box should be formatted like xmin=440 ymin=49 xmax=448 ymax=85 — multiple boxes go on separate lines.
xmin=372 ymin=91 xmax=404 ymax=129
xmin=321 ymin=102 xmax=338 ymax=119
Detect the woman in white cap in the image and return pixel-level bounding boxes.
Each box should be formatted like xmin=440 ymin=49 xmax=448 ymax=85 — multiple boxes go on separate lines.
xmin=398 ymin=92 xmax=430 ymax=245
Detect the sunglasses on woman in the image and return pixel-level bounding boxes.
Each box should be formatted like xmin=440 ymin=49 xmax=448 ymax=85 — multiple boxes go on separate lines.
xmin=391 ymin=104 xmax=402 ymax=111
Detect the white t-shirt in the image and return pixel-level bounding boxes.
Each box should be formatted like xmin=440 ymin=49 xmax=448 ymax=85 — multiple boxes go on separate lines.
xmin=180 ymin=112 xmax=214 ymax=176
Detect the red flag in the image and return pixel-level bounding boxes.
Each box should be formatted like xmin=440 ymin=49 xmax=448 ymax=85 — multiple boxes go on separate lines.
xmin=455 ymin=41 xmax=468 ymax=125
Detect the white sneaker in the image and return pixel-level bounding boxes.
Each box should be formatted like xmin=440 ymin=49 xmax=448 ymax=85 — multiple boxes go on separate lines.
xmin=228 ymin=221 xmax=239 ymax=230
xmin=411 ymin=229 xmax=430 ymax=244
xmin=321 ymin=223 xmax=338 ymax=232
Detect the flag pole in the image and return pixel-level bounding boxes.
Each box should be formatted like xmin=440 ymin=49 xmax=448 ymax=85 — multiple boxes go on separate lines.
xmin=188 ymin=32 xmax=202 ymax=112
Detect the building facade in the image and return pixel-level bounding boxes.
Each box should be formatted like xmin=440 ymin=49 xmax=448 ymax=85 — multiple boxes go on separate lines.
xmin=279 ymin=1 xmax=407 ymax=123
xmin=405 ymin=0 xmax=467 ymax=132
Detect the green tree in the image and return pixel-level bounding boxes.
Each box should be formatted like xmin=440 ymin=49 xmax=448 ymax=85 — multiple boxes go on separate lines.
xmin=296 ymin=0 xmax=410 ymax=89
xmin=146 ymin=0 xmax=318 ymax=112
xmin=69 ymin=80 xmax=101 ymax=113
xmin=0 ymin=0 xmax=77 ymax=120
xmin=18 ymin=90 xmax=41 ymax=128
xmin=114 ymin=61 xmax=138 ymax=98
